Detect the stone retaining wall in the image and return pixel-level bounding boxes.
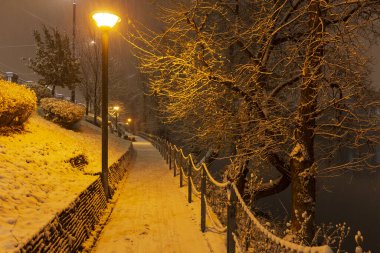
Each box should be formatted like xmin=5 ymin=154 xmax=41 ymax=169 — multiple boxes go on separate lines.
xmin=19 ymin=145 xmax=134 ymax=253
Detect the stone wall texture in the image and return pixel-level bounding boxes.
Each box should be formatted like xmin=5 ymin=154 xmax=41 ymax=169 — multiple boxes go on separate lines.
xmin=19 ymin=145 xmax=134 ymax=253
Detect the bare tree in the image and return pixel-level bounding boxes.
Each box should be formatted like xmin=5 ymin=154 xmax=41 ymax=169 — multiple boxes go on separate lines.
xmin=78 ymin=33 xmax=101 ymax=124
xmin=132 ymin=0 xmax=380 ymax=244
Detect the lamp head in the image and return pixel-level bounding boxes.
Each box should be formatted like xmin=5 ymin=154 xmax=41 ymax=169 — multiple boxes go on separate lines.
xmin=92 ymin=12 xmax=121 ymax=29
xmin=113 ymin=106 xmax=120 ymax=111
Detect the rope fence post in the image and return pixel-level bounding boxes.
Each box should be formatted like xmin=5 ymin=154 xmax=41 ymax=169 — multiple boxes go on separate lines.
xmin=180 ymin=156 xmax=183 ymax=188
xmin=200 ymin=166 xmax=206 ymax=232
xmin=174 ymin=151 xmax=177 ymax=177
xmin=227 ymin=183 xmax=237 ymax=253
xmin=169 ymin=146 xmax=172 ymax=170
xmin=165 ymin=141 xmax=169 ymax=163
xmin=160 ymin=138 xmax=164 ymax=156
xmin=187 ymin=160 xmax=192 ymax=203
xmin=162 ymin=140 xmax=165 ymax=157
xmin=163 ymin=140 xmax=167 ymax=162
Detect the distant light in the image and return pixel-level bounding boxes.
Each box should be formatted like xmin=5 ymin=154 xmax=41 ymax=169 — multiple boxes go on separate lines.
xmin=90 ymin=40 xmax=96 ymax=45
xmin=92 ymin=12 xmax=121 ymax=29
xmin=127 ymin=118 xmax=132 ymax=123
xmin=113 ymin=106 xmax=120 ymax=111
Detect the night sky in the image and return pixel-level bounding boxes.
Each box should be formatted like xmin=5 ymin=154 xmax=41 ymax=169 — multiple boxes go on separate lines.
xmin=0 ymin=0 xmax=156 ymax=83
xmin=0 ymin=0 xmax=379 ymax=89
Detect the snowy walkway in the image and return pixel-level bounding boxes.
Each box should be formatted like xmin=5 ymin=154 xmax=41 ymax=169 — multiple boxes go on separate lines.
xmin=93 ymin=137 xmax=226 ymax=253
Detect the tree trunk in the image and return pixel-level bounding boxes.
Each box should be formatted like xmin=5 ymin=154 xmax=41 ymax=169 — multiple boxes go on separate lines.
xmin=94 ymin=83 xmax=98 ymax=125
xmin=85 ymin=98 xmax=89 ymax=115
xmin=52 ymin=85 xmax=56 ymax=96
xmin=290 ymin=0 xmax=323 ymax=243
xmin=290 ymin=143 xmax=316 ymax=242
xmin=71 ymin=88 xmax=75 ymax=102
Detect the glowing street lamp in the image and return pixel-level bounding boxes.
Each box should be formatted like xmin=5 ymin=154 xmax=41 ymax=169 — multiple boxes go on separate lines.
xmin=92 ymin=11 xmax=120 ymax=199
xmin=127 ymin=118 xmax=133 ymax=133
xmin=93 ymin=13 xmax=121 ymax=29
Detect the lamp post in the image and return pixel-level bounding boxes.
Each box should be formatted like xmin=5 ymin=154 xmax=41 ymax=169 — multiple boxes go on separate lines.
xmin=113 ymin=106 xmax=119 ymax=133
xmin=127 ymin=118 xmax=132 ymax=133
xmin=92 ymin=12 xmax=121 ymax=199
xmin=71 ymin=0 xmax=76 ymax=102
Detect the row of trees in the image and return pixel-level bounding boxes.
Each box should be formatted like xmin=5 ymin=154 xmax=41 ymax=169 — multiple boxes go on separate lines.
xmin=29 ymin=25 xmax=80 ymax=101
xmin=133 ymin=0 xmax=380 ymax=245
xmin=29 ymin=24 xmax=143 ymax=127
xmin=29 ymin=25 xmax=102 ymax=124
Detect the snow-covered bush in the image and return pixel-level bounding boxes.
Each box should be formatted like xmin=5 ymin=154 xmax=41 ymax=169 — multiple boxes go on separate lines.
xmin=0 ymin=80 xmax=37 ymax=129
xmin=40 ymin=98 xmax=85 ymax=128
xmin=24 ymin=83 xmax=52 ymax=102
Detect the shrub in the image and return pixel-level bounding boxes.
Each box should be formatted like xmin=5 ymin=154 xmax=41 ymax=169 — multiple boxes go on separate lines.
xmin=24 ymin=83 xmax=52 ymax=102
xmin=40 ymin=98 xmax=85 ymax=128
xmin=0 ymin=80 xmax=37 ymax=129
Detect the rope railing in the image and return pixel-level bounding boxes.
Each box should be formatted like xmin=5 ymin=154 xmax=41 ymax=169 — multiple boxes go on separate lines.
xmin=202 ymin=163 xmax=229 ymax=188
xmin=204 ymin=195 xmax=228 ymax=233
xmin=190 ymin=177 xmax=201 ymax=196
xmin=232 ymin=232 xmax=244 ymax=253
xmin=141 ymin=133 xmax=334 ymax=253
xmin=231 ymin=183 xmax=333 ymax=253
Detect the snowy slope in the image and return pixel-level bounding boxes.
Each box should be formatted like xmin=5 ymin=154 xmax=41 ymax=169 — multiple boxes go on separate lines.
xmin=0 ymin=113 xmax=130 ymax=252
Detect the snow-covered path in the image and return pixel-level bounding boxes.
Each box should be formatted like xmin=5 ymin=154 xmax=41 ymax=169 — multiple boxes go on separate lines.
xmin=93 ymin=137 xmax=225 ymax=253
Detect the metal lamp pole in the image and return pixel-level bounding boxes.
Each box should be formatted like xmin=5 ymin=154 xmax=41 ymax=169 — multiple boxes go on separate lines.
xmin=92 ymin=12 xmax=121 ymax=199
xmin=71 ymin=0 xmax=76 ymax=102
xmin=113 ymin=106 xmax=119 ymax=134
xmin=115 ymin=111 xmax=118 ymax=132
xmin=101 ymin=28 xmax=110 ymax=198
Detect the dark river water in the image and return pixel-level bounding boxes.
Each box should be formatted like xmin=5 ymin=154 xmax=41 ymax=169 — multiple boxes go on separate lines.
xmin=196 ymin=145 xmax=379 ymax=251
xmin=259 ymin=168 xmax=380 ymax=252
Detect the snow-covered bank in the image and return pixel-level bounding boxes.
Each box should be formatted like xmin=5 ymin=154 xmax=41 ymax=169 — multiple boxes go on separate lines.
xmin=0 ymin=114 xmax=130 ymax=251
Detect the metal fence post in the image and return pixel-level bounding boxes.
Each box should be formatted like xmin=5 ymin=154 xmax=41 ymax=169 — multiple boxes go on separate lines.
xmin=169 ymin=146 xmax=172 ymax=170
xmin=227 ymin=183 xmax=237 ymax=253
xmin=162 ymin=140 xmax=165 ymax=159
xmin=201 ymin=166 xmax=206 ymax=232
xmin=160 ymin=139 xmax=163 ymax=156
xmin=188 ymin=160 xmax=192 ymax=203
xmin=167 ymin=143 xmax=170 ymax=163
xmin=165 ymin=141 xmax=169 ymax=163
xmin=174 ymin=152 xmax=177 ymax=177
xmin=180 ymin=156 xmax=183 ymax=187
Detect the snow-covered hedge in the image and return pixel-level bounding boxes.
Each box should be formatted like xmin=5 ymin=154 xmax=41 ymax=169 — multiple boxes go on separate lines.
xmin=24 ymin=83 xmax=52 ymax=102
xmin=40 ymin=98 xmax=85 ymax=128
xmin=0 ymin=80 xmax=37 ymax=129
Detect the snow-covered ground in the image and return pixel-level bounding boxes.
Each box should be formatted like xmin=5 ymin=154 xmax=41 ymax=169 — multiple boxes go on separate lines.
xmin=0 ymin=113 xmax=130 ymax=252
xmin=93 ymin=137 xmax=226 ymax=253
